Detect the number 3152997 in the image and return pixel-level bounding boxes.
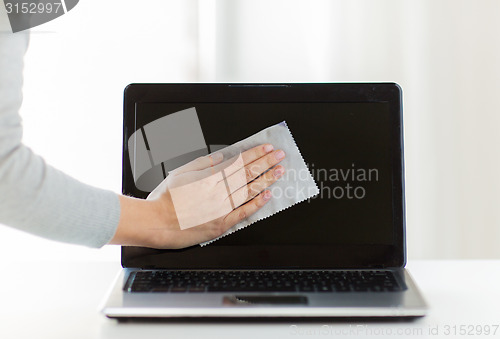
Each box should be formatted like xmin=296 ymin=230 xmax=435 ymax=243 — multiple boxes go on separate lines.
xmin=5 ymin=2 xmax=63 ymax=14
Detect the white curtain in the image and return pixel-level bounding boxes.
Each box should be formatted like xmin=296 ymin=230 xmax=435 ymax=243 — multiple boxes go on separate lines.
xmin=201 ymin=0 xmax=500 ymax=259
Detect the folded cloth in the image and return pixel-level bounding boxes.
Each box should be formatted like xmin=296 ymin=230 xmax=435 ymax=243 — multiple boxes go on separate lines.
xmin=201 ymin=121 xmax=319 ymax=246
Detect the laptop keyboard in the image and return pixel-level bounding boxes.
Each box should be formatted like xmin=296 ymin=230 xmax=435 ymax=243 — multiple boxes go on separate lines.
xmin=125 ymin=270 xmax=405 ymax=293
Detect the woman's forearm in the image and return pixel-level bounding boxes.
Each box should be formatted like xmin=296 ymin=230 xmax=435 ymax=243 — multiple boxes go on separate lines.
xmin=0 ymin=10 xmax=121 ymax=248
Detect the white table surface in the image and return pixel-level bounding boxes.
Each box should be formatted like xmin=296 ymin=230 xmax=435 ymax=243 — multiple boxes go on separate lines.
xmin=0 ymin=260 xmax=499 ymax=339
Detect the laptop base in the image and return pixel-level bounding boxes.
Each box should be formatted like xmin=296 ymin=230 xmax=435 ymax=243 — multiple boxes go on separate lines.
xmin=102 ymin=269 xmax=427 ymax=319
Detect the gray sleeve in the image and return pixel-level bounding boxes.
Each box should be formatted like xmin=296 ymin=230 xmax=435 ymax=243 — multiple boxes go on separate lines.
xmin=0 ymin=11 xmax=120 ymax=248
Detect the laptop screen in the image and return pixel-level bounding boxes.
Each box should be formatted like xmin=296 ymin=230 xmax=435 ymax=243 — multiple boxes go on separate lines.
xmin=122 ymin=84 xmax=405 ymax=269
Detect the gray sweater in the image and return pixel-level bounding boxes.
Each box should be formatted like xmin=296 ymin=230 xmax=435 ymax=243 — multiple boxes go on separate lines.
xmin=0 ymin=9 xmax=120 ymax=248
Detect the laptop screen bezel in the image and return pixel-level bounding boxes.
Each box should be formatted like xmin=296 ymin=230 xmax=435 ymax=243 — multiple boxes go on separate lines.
xmin=121 ymin=83 xmax=406 ymax=269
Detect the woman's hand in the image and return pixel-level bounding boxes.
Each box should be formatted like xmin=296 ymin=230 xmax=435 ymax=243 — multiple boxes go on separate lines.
xmin=109 ymin=144 xmax=285 ymax=249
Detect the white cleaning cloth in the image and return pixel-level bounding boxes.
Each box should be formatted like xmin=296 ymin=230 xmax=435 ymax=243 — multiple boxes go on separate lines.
xmin=201 ymin=121 xmax=319 ymax=246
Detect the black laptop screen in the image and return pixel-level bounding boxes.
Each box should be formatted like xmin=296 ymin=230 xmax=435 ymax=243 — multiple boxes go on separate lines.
xmin=121 ymin=84 xmax=405 ymax=269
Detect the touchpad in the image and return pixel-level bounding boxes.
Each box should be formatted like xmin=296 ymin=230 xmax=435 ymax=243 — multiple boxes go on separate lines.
xmin=223 ymin=295 xmax=308 ymax=306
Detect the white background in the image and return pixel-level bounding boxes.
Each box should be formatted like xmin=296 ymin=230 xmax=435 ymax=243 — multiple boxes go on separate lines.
xmin=1 ymin=0 xmax=499 ymax=261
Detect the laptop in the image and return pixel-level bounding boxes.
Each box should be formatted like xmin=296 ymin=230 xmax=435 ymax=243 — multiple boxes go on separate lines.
xmin=102 ymin=83 xmax=427 ymax=318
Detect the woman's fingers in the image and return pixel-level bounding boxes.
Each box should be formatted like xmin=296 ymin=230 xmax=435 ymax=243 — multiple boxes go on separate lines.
xmin=171 ymin=144 xmax=277 ymax=178
xmin=224 ymin=149 xmax=285 ymax=191
xmin=222 ymin=190 xmax=272 ymax=229
xmin=209 ymin=144 xmax=275 ymax=175
xmin=229 ymin=165 xmax=284 ymax=207
xmin=169 ymin=152 xmax=224 ymax=175
xmin=240 ymin=143 xmax=275 ymax=165
xmin=181 ymin=144 xmax=275 ymax=181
